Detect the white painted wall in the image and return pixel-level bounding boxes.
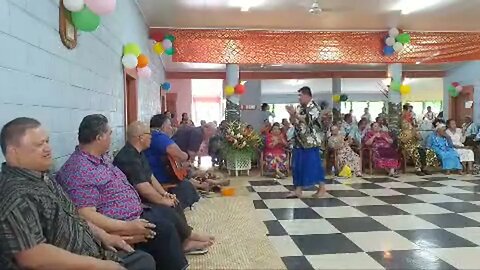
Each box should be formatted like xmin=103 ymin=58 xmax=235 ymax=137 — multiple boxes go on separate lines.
xmin=0 ymin=0 xmax=165 ymax=169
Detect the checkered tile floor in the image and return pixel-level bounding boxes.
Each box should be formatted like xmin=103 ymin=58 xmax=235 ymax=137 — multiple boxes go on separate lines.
xmin=247 ymin=175 xmax=480 ymax=270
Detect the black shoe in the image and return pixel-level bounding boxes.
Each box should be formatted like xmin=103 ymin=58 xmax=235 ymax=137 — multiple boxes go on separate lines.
xmin=422 ymin=170 xmax=432 ymax=175
xmin=416 ymin=171 xmax=426 ymax=176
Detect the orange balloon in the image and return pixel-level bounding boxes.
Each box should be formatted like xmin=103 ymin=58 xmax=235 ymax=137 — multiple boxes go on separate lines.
xmin=137 ymin=54 xmax=149 ymax=68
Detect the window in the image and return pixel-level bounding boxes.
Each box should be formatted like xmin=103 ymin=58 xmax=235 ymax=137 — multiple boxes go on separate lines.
xmin=272 ymin=103 xmax=299 ymax=124
xmin=191 ymin=79 xmax=223 ymax=126
xmin=368 ymin=102 xmax=384 ymax=120
xmin=351 ymin=102 xmax=369 ymax=121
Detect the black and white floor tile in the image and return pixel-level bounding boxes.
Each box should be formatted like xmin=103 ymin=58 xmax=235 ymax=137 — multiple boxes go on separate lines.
xmin=248 ymin=175 xmax=480 ymax=270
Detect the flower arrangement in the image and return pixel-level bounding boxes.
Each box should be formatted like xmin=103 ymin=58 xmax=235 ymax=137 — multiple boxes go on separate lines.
xmin=222 ymin=121 xmax=262 ymax=159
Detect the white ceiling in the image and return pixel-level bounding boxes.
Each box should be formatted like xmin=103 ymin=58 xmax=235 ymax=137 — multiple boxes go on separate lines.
xmin=138 ymin=0 xmax=480 ymax=31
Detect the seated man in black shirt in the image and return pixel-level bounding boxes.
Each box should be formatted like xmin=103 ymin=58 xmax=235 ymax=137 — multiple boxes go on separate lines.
xmin=0 ymin=117 xmax=155 ymax=270
xmin=114 ymin=121 xmax=214 ymax=254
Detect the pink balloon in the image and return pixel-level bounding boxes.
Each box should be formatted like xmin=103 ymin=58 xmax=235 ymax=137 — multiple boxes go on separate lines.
xmin=85 ymin=0 xmax=116 ymax=15
xmin=455 ymin=85 xmax=463 ymax=92
xmin=137 ymin=66 xmax=152 ymax=78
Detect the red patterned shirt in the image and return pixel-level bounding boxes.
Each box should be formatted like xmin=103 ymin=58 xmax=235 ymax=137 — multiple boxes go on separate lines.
xmin=56 ymin=147 xmax=143 ymax=221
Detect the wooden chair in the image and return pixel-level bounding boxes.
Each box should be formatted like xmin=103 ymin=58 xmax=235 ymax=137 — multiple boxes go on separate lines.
xmin=361 ymin=146 xmax=373 ymax=175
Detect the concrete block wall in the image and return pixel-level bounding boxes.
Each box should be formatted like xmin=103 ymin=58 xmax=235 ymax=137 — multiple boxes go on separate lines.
xmin=0 ymin=0 xmax=165 ymax=169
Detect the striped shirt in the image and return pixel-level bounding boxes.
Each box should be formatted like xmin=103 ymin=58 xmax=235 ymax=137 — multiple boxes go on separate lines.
xmin=0 ymin=163 xmax=117 ymax=269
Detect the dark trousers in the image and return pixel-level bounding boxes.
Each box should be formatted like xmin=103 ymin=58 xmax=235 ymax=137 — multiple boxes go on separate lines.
xmin=138 ymin=208 xmax=189 ymax=270
xmin=170 ymin=180 xmax=200 ymax=209
xmin=118 ymin=250 xmax=156 ymax=270
xmin=145 ymin=203 xmax=192 ymax=242
xmin=417 ymin=147 xmax=427 ymax=168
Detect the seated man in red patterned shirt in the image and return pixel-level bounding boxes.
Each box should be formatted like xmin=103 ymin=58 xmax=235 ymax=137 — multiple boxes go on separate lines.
xmin=56 ymin=114 xmax=196 ymax=270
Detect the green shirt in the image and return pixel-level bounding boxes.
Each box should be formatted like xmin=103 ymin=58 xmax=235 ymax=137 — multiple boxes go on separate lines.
xmin=0 ymin=163 xmax=117 ymax=269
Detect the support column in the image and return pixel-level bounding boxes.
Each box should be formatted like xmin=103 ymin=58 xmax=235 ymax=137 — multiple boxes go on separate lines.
xmin=387 ymin=63 xmax=403 ymax=135
xmin=332 ymin=77 xmax=342 ymax=122
xmin=225 ymin=64 xmax=240 ymax=122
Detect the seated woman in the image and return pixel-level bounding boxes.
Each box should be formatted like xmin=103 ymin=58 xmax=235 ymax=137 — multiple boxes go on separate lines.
xmin=429 ymin=124 xmax=463 ymax=174
xmin=446 ymin=119 xmax=475 ymax=173
xmin=263 ymin=122 xmax=289 ymax=178
xmin=399 ymin=122 xmax=438 ymax=176
xmin=363 ymin=122 xmax=401 ymax=177
xmin=462 ymin=116 xmax=478 ymax=146
xmin=328 ymin=125 xmax=362 ymax=177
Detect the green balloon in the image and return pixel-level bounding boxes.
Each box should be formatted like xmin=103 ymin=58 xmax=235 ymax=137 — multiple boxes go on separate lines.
xmin=124 ymin=43 xmax=141 ymax=57
xmin=450 ymin=90 xmax=459 ymax=97
xmin=340 ymin=94 xmax=348 ymax=101
xmin=165 ymin=47 xmax=175 ymax=56
xmin=390 ymin=81 xmax=401 ymax=92
xmin=164 ymin=34 xmax=175 ymax=42
xmin=448 ymin=85 xmax=456 ymax=93
xmin=396 ymin=33 xmax=411 ymax=44
xmin=72 ymin=6 xmax=100 ymax=32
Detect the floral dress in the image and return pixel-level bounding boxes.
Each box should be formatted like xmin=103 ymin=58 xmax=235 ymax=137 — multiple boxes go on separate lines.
xmin=328 ymin=135 xmax=361 ymax=174
xmin=263 ymin=133 xmax=289 ymax=175
xmin=399 ymin=129 xmax=439 ymax=169
xmin=363 ymin=131 xmax=400 ymax=169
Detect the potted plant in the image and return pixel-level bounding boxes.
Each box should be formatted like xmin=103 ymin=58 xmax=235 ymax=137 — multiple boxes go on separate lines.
xmin=222 ymin=121 xmax=262 ymax=176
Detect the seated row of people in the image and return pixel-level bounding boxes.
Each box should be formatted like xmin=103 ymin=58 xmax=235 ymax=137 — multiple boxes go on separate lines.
xmin=0 ymin=114 xmax=218 ymax=270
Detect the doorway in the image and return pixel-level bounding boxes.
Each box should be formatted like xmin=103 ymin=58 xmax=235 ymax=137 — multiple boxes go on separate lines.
xmin=166 ymin=93 xmax=178 ymax=115
xmin=450 ymin=85 xmax=474 ymax=126
xmin=124 ymin=70 xmax=138 ymax=128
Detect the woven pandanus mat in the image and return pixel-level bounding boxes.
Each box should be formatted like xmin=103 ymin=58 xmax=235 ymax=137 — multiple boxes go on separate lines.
xmin=185 ymin=197 xmax=286 ymax=270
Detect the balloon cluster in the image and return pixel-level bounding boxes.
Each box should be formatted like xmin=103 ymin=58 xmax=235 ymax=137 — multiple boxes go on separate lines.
xmin=332 ymin=94 xmax=348 ymax=103
xmin=224 ymin=84 xmax=246 ymax=97
xmin=153 ymin=35 xmax=175 ymax=56
xmin=161 ymin=82 xmax=171 ymax=91
xmin=448 ymin=82 xmax=463 ymax=97
xmin=390 ymin=80 xmax=411 ymax=95
xmin=64 ymin=0 xmax=116 ymax=32
xmin=383 ymin=28 xmax=411 ymax=56
xmin=122 ymin=43 xmax=152 ymax=79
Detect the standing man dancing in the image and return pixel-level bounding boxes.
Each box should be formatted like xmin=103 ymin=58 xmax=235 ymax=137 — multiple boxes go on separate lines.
xmin=286 ymin=86 xmax=326 ymax=198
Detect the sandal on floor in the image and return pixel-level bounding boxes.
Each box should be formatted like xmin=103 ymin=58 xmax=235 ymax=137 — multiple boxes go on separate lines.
xmin=185 ymin=248 xmax=209 ymax=255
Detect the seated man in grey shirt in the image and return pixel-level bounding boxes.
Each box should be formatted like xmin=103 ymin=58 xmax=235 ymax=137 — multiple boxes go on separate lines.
xmin=172 ymin=123 xmax=216 ymax=163
xmin=172 ymin=123 xmax=217 ymax=190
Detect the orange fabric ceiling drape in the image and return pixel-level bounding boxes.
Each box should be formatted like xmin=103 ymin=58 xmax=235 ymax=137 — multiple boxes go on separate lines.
xmin=159 ymin=29 xmax=480 ymax=64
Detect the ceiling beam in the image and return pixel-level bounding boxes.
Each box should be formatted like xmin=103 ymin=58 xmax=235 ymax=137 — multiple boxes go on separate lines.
xmin=166 ymin=70 xmax=446 ymax=80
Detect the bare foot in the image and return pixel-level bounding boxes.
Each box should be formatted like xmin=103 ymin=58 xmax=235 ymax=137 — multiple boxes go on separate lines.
xmin=312 ymin=186 xmax=326 ymax=198
xmin=190 ymin=232 xmax=215 ymax=244
xmin=286 ymin=191 xmax=302 ymax=198
xmin=183 ymin=239 xmax=211 ymax=252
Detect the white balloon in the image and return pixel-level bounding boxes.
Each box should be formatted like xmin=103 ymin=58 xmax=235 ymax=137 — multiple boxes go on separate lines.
xmin=385 ymin=37 xmax=396 ymax=46
xmin=389 ymin=28 xmax=399 ymax=38
xmin=137 ymin=66 xmax=152 ymax=78
xmin=122 ymin=54 xmax=138 ymax=69
xmin=456 ymin=85 xmax=463 ymax=92
xmin=162 ymin=39 xmax=173 ymax=50
xmin=64 ymin=0 xmax=85 ymax=12
xmin=393 ymin=42 xmax=404 ymax=52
